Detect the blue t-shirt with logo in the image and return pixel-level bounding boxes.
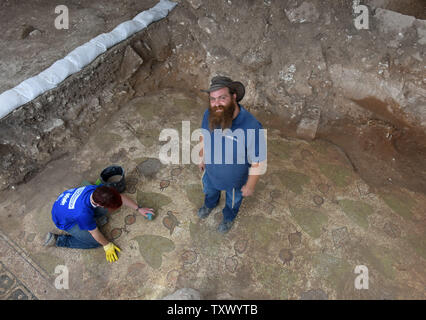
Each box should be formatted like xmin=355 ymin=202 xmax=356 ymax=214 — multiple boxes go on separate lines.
xmin=51 ymin=185 xmax=99 ymax=231
xmin=201 ymin=104 xmax=267 ymax=190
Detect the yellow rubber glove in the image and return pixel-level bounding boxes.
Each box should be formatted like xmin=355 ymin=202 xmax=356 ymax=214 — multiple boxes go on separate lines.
xmin=103 ymin=242 xmax=121 ymax=263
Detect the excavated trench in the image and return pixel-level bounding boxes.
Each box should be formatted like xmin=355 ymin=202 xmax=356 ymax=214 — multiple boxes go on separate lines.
xmin=0 ymin=0 xmax=425 ymax=300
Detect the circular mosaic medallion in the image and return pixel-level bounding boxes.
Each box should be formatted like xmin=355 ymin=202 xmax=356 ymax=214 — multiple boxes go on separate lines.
xmin=279 ymin=249 xmax=293 ymax=264
xmin=313 ymin=195 xmax=324 ymax=206
xmin=181 ymin=250 xmax=197 ymax=265
xmin=317 ymin=183 xmax=329 ymax=194
xmin=234 ymin=239 xmax=248 ymax=254
xmin=171 ymin=167 xmax=183 ymax=177
xmin=225 ymin=257 xmax=238 ymax=273
xmin=126 ymin=176 xmax=138 ymax=185
xmin=166 ymin=269 xmax=180 ymax=282
xmin=125 ymin=214 xmax=136 ymax=225
xmin=270 ymin=189 xmax=283 ymax=201
xmin=383 ymin=222 xmax=401 ymax=238
xmin=125 ymin=184 xmax=136 ymax=194
xmin=288 ymin=231 xmax=302 ymax=247
xmin=110 ymin=228 xmax=122 ymax=240
xmin=159 ymin=180 xmax=170 ymax=191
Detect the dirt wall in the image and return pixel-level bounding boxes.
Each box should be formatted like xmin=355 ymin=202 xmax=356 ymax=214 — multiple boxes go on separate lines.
xmin=1 ymin=0 xmax=425 ymax=194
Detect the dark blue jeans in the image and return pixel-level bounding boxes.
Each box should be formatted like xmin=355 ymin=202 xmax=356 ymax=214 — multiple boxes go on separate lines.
xmin=202 ymin=173 xmax=244 ymax=223
xmin=55 ymin=207 xmax=107 ymax=249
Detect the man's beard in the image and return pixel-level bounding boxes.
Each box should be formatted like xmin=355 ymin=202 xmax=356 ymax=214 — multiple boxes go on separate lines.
xmin=208 ymin=100 xmax=236 ymax=131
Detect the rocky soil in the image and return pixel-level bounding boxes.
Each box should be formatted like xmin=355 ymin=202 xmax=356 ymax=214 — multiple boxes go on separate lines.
xmin=1 ymin=0 xmax=425 ymax=196
xmin=0 ymin=0 xmax=425 ymax=301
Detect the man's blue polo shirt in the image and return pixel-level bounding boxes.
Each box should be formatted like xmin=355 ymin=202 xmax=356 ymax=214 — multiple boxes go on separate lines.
xmin=201 ymin=104 xmax=266 ymax=190
xmin=51 ymin=185 xmax=99 ymax=231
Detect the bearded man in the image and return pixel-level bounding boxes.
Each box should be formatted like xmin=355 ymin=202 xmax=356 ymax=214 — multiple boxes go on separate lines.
xmin=197 ymin=76 xmax=267 ymax=233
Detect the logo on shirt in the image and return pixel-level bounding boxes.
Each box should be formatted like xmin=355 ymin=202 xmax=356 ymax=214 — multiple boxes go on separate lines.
xmin=60 ymin=193 xmax=70 ymax=206
xmin=68 ymin=186 xmax=85 ymax=209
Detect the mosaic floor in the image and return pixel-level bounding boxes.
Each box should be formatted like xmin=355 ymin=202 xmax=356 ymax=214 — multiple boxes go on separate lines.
xmin=0 ymin=89 xmax=425 ymax=299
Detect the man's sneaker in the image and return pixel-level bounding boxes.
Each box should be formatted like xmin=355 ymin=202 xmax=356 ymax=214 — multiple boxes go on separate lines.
xmin=43 ymin=232 xmax=58 ymax=247
xmin=217 ymin=220 xmax=234 ymax=234
xmin=197 ymin=204 xmax=214 ymax=219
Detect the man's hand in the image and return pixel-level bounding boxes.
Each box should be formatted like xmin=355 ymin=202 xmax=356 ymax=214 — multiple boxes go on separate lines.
xmin=137 ymin=207 xmax=155 ymax=219
xmin=198 ymin=161 xmax=205 ymax=172
xmin=198 ymin=135 xmax=205 ymax=172
xmin=103 ymin=242 xmax=121 ymax=263
xmin=241 ymin=184 xmax=255 ymax=197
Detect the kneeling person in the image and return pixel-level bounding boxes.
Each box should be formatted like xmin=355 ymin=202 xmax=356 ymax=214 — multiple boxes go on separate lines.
xmin=44 ymin=185 xmax=154 ymax=263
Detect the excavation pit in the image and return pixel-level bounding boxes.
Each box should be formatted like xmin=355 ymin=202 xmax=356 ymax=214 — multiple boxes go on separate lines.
xmin=0 ymin=0 xmax=425 ymax=300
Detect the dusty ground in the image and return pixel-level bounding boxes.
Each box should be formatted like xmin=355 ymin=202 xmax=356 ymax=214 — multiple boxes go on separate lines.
xmin=0 ymin=0 xmax=157 ymax=93
xmin=1 ymin=0 xmax=426 ymax=193
xmin=0 ymin=0 xmax=425 ymax=300
xmin=1 ymin=90 xmax=425 ymax=300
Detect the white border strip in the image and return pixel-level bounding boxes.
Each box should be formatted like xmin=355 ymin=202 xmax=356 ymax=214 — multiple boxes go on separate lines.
xmin=0 ymin=0 xmax=177 ymax=120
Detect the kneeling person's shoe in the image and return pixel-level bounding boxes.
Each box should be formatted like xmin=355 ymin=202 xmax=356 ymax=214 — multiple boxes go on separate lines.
xmin=217 ymin=220 xmax=234 ymax=234
xmin=43 ymin=232 xmax=58 ymax=247
xmin=197 ymin=204 xmax=214 ymax=219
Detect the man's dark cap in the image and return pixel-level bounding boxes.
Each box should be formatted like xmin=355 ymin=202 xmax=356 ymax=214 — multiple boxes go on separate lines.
xmin=201 ymin=76 xmax=245 ymax=102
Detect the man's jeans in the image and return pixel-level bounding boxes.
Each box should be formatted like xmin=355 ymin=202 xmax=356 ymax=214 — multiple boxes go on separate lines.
xmin=56 ymin=207 xmax=107 ymax=249
xmin=202 ymin=172 xmax=244 ymax=223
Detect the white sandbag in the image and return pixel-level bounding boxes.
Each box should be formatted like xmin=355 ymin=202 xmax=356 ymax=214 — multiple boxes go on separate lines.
xmin=133 ymin=0 xmax=177 ymax=25
xmin=148 ymin=8 xmax=165 ymax=22
xmin=0 ymin=89 xmax=30 ymax=119
xmin=154 ymin=0 xmax=178 ymax=16
xmin=0 ymin=0 xmax=178 ymax=120
xmin=133 ymin=10 xmax=156 ymax=26
xmin=90 ymin=33 xmax=121 ymax=51
xmin=112 ymin=20 xmax=147 ymax=41
xmin=13 ymin=75 xmax=55 ymax=101
xmin=39 ymin=58 xmax=80 ymax=85
xmin=65 ymin=41 xmax=106 ymax=70
xmin=147 ymin=0 xmax=177 ymax=23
